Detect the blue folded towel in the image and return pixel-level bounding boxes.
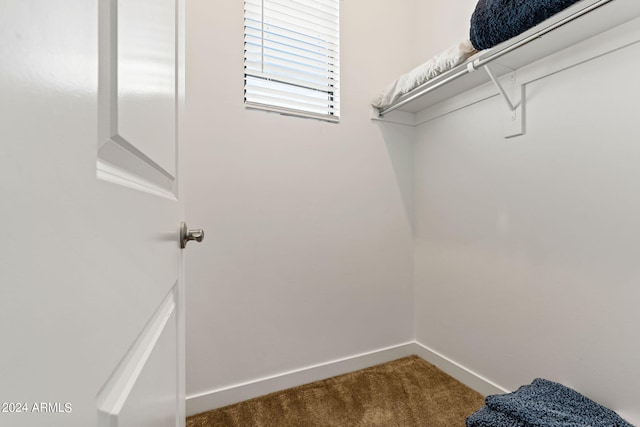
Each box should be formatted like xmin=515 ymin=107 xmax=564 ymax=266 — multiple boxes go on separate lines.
xmin=467 ymin=378 xmax=634 ymax=427
xmin=467 ymin=406 xmax=526 ymax=427
xmin=469 ymin=0 xmax=582 ymax=50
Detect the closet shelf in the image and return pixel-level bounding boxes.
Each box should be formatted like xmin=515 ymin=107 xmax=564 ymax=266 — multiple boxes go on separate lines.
xmin=377 ymin=0 xmax=640 ymax=118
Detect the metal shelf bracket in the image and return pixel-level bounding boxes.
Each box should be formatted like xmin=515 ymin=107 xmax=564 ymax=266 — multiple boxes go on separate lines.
xmin=483 ymin=65 xmax=526 ymax=138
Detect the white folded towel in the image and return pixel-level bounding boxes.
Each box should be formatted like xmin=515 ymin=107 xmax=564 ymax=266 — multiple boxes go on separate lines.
xmin=372 ymin=40 xmax=477 ymax=109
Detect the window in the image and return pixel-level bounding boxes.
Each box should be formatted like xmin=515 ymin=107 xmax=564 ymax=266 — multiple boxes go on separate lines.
xmin=244 ymin=0 xmax=340 ymax=122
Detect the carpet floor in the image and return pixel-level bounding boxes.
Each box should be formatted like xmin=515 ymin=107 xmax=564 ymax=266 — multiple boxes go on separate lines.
xmin=187 ymin=355 xmax=485 ymax=426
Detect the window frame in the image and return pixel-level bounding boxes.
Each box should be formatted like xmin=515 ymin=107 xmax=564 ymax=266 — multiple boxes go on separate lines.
xmin=243 ymin=0 xmax=340 ymax=122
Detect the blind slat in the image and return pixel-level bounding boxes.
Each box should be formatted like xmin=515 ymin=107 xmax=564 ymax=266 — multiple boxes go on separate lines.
xmin=245 ymin=85 xmax=338 ymax=110
xmin=245 ymin=49 xmax=340 ymax=75
xmin=263 ymin=9 xmax=338 ymax=41
xmin=245 ymin=69 xmax=339 ymax=93
xmin=247 ymin=0 xmax=338 ymax=22
xmin=245 ymin=76 xmax=338 ymax=110
xmin=246 ymin=28 xmax=338 ymax=56
xmin=267 ymin=0 xmax=338 ymax=21
xmin=247 ymin=35 xmax=338 ymax=66
xmin=245 ymin=96 xmax=339 ymax=118
xmin=244 ymin=0 xmax=340 ymax=121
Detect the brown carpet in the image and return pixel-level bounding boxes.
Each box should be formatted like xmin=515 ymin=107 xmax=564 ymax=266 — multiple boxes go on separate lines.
xmin=187 ymin=355 xmax=484 ymax=426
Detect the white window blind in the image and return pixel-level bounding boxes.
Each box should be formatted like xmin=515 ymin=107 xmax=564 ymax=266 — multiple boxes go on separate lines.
xmin=244 ymin=0 xmax=340 ymax=122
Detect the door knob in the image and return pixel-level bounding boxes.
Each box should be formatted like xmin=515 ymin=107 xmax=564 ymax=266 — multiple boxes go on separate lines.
xmin=180 ymin=222 xmax=204 ymax=248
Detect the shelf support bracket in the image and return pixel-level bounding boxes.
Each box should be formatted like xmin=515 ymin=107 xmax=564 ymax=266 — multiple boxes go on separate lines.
xmin=483 ymin=65 xmax=526 ymax=138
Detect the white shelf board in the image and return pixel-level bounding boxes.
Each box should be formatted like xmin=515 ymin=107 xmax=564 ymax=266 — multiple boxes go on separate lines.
xmin=379 ymin=0 xmax=640 ymax=116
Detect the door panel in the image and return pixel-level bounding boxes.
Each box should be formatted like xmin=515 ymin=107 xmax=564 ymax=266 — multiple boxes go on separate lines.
xmin=98 ymin=287 xmax=178 ymax=427
xmin=0 ymin=1 xmax=186 ymax=426
xmin=98 ymin=0 xmax=178 ymax=197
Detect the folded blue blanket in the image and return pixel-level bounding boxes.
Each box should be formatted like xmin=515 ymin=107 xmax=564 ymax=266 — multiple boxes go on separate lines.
xmin=467 ymin=406 xmax=526 ymax=427
xmin=469 ymin=0 xmax=582 ymax=50
xmin=466 ymin=378 xmax=634 ymax=427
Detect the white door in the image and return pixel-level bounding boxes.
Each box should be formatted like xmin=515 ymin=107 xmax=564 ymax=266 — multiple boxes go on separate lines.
xmin=0 ymin=1 xmax=191 ymax=426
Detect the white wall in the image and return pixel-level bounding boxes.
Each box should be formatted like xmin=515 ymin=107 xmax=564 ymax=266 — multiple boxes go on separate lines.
xmin=413 ymin=0 xmax=477 ymax=61
xmin=413 ymin=18 xmax=640 ymax=424
xmin=184 ymin=0 xmax=640 ymax=422
xmin=184 ymin=0 xmax=415 ymax=409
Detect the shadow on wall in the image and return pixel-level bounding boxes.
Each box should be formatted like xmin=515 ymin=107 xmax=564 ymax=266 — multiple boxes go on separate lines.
xmin=375 ymin=120 xmax=415 ymax=230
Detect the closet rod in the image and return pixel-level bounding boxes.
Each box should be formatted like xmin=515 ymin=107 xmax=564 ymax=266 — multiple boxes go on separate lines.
xmin=378 ymin=0 xmax=615 ymax=117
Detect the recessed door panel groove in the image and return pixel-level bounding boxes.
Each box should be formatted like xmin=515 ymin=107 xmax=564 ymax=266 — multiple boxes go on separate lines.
xmin=98 ymin=0 xmax=178 ymax=198
xmin=97 ymin=286 xmax=178 ymax=427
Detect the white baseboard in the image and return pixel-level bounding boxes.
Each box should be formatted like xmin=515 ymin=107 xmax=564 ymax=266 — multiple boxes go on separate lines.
xmin=186 ymin=340 xmax=509 ymax=417
xmin=186 ymin=342 xmax=417 ymax=416
xmin=412 ymin=341 xmax=509 ymax=397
